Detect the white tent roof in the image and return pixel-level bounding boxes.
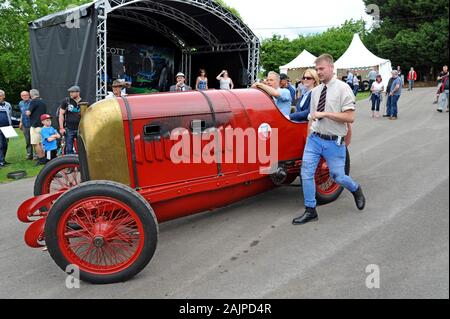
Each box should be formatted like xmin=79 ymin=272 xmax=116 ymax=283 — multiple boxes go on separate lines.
xmin=280 ymin=50 xmax=317 ymax=72
xmin=335 ymin=34 xmax=390 ymax=69
xmin=335 ymin=33 xmax=392 ymax=87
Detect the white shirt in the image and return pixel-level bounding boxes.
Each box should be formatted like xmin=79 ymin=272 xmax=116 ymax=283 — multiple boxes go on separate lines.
xmin=371 ymin=82 xmax=384 ymax=94
xmin=220 ymin=78 xmax=232 ymax=90
xmin=309 ymin=78 xmax=356 ymax=137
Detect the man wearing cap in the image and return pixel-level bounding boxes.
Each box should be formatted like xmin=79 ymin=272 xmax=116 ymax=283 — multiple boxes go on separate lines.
xmin=40 ymin=114 xmax=60 ymax=162
xmin=58 ymin=85 xmax=85 ymax=154
xmin=170 ymin=73 xmax=192 ymax=92
xmin=107 ymin=80 xmax=131 ymax=98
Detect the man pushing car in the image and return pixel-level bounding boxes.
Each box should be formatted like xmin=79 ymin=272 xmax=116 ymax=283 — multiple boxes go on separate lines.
xmin=292 ymin=54 xmax=366 ymax=225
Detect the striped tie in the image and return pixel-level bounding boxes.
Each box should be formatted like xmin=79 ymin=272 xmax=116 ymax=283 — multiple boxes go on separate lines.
xmin=317 ymin=85 xmax=327 ymax=113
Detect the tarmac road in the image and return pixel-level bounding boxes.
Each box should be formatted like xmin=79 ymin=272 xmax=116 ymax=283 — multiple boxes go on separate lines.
xmin=0 ymin=87 xmax=448 ymax=299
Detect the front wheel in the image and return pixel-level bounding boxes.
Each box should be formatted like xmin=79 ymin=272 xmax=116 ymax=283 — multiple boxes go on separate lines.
xmin=315 ymin=148 xmax=351 ymax=205
xmin=44 ymin=181 xmax=158 ymax=284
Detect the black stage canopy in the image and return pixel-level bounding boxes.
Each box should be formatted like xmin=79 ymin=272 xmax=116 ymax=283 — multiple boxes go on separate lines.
xmin=29 ymin=0 xmax=260 ymax=113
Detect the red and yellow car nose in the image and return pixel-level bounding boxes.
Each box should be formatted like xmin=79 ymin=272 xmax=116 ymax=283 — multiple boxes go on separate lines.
xmin=78 ymin=98 xmax=131 ymax=186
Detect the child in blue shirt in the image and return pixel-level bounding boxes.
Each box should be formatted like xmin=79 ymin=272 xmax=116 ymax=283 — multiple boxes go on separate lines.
xmin=40 ymin=114 xmax=61 ymax=162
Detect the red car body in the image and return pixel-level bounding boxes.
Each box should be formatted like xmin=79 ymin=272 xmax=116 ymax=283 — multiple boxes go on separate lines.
xmin=18 ymin=89 xmax=346 ymax=284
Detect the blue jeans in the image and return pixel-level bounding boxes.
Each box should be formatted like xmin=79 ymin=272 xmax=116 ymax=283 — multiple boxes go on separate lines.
xmin=389 ymin=95 xmax=401 ymax=117
xmin=408 ymin=80 xmax=414 ymax=91
xmin=301 ymin=134 xmax=359 ymax=208
xmin=385 ymin=95 xmax=392 ymax=116
xmin=438 ymin=90 xmax=449 ymax=111
xmin=353 ymin=85 xmax=359 ymax=96
xmin=0 ymin=131 xmax=8 ymax=164
xmin=65 ymin=128 xmax=78 ymax=155
xmin=371 ymin=94 xmax=381 ymax=111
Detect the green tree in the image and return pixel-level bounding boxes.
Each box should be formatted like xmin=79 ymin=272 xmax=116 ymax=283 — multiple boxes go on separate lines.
xmin=260 ymin=19 xmax=367 ymax=74
xmin=363 ymin=0 xmax=449 ymax=80
xmin=214 ymin=0 xmax=242 ymax=20
xmin=0 ymin=0 xmax=91 ymax=104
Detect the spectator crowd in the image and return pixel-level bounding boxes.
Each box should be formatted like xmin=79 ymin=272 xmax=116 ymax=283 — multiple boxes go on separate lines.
xmin=0 ymin=62 xmax=448 ymax=170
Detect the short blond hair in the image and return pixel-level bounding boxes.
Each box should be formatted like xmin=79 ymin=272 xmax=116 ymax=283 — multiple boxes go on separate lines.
xmin=303 ymin=69 xmax=320 ymax=87
xmin=315 ymin=54 xmax=334 ymax=65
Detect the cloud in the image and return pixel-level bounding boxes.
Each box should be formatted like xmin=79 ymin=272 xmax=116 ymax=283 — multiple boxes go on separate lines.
xmin=222 ymin=0 xmax=375 ymax=39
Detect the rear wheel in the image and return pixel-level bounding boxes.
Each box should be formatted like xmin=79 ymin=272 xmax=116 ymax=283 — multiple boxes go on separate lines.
xmin=44 ymin=181 xmax=158 ymax=284
xmin=362 ymin=81 xmax=370 ymax=92
xmin=315 ymin=148 xmax=350 ymax=205
xmin=34 ymin=155 xmax=81 ymax=196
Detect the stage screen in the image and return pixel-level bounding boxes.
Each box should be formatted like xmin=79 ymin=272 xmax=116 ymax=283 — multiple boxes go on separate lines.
xmin=108 ymin=41 xmax=175 ymax=93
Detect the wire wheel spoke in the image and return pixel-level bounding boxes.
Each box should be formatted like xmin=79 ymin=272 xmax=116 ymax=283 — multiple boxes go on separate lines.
xmin=46 ymin=165 xmax=81 ymax=193
xmin=315 ymin=160 xmax=339 ymax=193
xmin=59 ymin=197 xmax=144 ymax=272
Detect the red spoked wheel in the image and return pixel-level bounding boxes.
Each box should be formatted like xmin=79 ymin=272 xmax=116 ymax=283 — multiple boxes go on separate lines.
xmin=315 ymin=148 xmax=350 ymax=205
xmin=34 ymin=155 xmax=81 ymax=196
xmin=45 ymin=181 xmax=158 ymax=284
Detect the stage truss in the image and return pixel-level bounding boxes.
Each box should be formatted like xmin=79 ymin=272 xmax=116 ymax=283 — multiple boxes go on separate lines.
xmin=94 ymin=0 xmax=260 ymax=100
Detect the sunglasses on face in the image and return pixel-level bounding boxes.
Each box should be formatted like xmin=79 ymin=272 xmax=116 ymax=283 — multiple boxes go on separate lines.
xmin=302 ymin=76 xmax=314 ymax=80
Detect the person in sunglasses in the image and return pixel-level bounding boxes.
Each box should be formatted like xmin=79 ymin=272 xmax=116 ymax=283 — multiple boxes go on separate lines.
xmin=289 ymin=69 xmax=320 ymax=122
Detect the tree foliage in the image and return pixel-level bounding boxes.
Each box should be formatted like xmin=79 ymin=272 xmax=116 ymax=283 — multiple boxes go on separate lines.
xmin=0 ymin=0 xmax=91 ymax=104
xmin=363 ymin=0 xmax=448 ymax=80
xmin=260 ymin=19 xmax=367 ymax=73
xmin=214 ymin=0 xmax=242 ymax=20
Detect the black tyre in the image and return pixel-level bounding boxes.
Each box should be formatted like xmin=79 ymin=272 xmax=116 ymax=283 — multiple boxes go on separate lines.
xmin=44 ymin=181 xmax=158 ymax=284
xmin=362 ymin=81 xmax=370 ymax=92
xmin=315 ymin=148 xmax=351 ymax=205
xmin=34 ymin=155 xmax=81 ymax=196
xmin=283 ymin=174 xmax=299 ymax=185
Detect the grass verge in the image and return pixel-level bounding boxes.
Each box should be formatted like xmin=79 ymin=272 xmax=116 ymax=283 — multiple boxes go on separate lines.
xmin=0 ymin=129 xmax=42 ymax=184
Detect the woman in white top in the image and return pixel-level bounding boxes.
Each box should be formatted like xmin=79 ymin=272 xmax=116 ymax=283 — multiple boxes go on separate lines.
xmin=370 ymin=75 xmax=385 ymax=118
xmin=216 ymin=70 xmax=234 ymax=90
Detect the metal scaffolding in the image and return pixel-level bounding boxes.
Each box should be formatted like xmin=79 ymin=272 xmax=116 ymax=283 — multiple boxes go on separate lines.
xmin=95 ymin=0 xmax=260 ymax=101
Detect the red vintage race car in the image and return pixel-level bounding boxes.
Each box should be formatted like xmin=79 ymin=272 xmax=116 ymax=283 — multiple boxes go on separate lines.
xmin=18 ymin=89 xmax=350 ymax=284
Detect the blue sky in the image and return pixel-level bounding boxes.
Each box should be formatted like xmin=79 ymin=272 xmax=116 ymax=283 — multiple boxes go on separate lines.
xmin=223 ymin=0 xmax=375 ymax=39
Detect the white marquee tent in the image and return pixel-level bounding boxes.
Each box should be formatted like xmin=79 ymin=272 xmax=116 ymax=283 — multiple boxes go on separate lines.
xmin=335 ymin=34 xmax=392 ymax=87
xmin=279 ymin=49 xmax=317 ymax=75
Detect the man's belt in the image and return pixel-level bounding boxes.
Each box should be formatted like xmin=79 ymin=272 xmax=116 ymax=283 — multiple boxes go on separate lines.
xmin=313 ymin=132 xmax=345 ymax=142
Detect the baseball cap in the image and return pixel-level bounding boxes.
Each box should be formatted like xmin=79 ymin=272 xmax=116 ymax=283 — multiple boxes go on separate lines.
xmin=176 ymin=72 xmax=185 ymax=78
xmin=40 ymin=114 xmax=51 ymax=121
xmin=68 ymin=85 xmax=81 ymax=92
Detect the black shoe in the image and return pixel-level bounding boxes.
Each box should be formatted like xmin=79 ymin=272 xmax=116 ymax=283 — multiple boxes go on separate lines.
xmin=0 ymin=162 xmax=4 ymax=168
xmin=292 ymin=207 xmax=318 ymax=225
xmin=437 ymin=109 xmax=443 ymax=113
xmin=3 ymin=161 xmax=11 ymax=165
xmin=352 ymin=186 xmax=366 ymax=211
xmin=382 ymin=114 xmax=390 ymax=117
xmin=35 ymin=158 xmax=46 ymax=166
xmin=27 ymin=155 xmax=33 ymax=160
